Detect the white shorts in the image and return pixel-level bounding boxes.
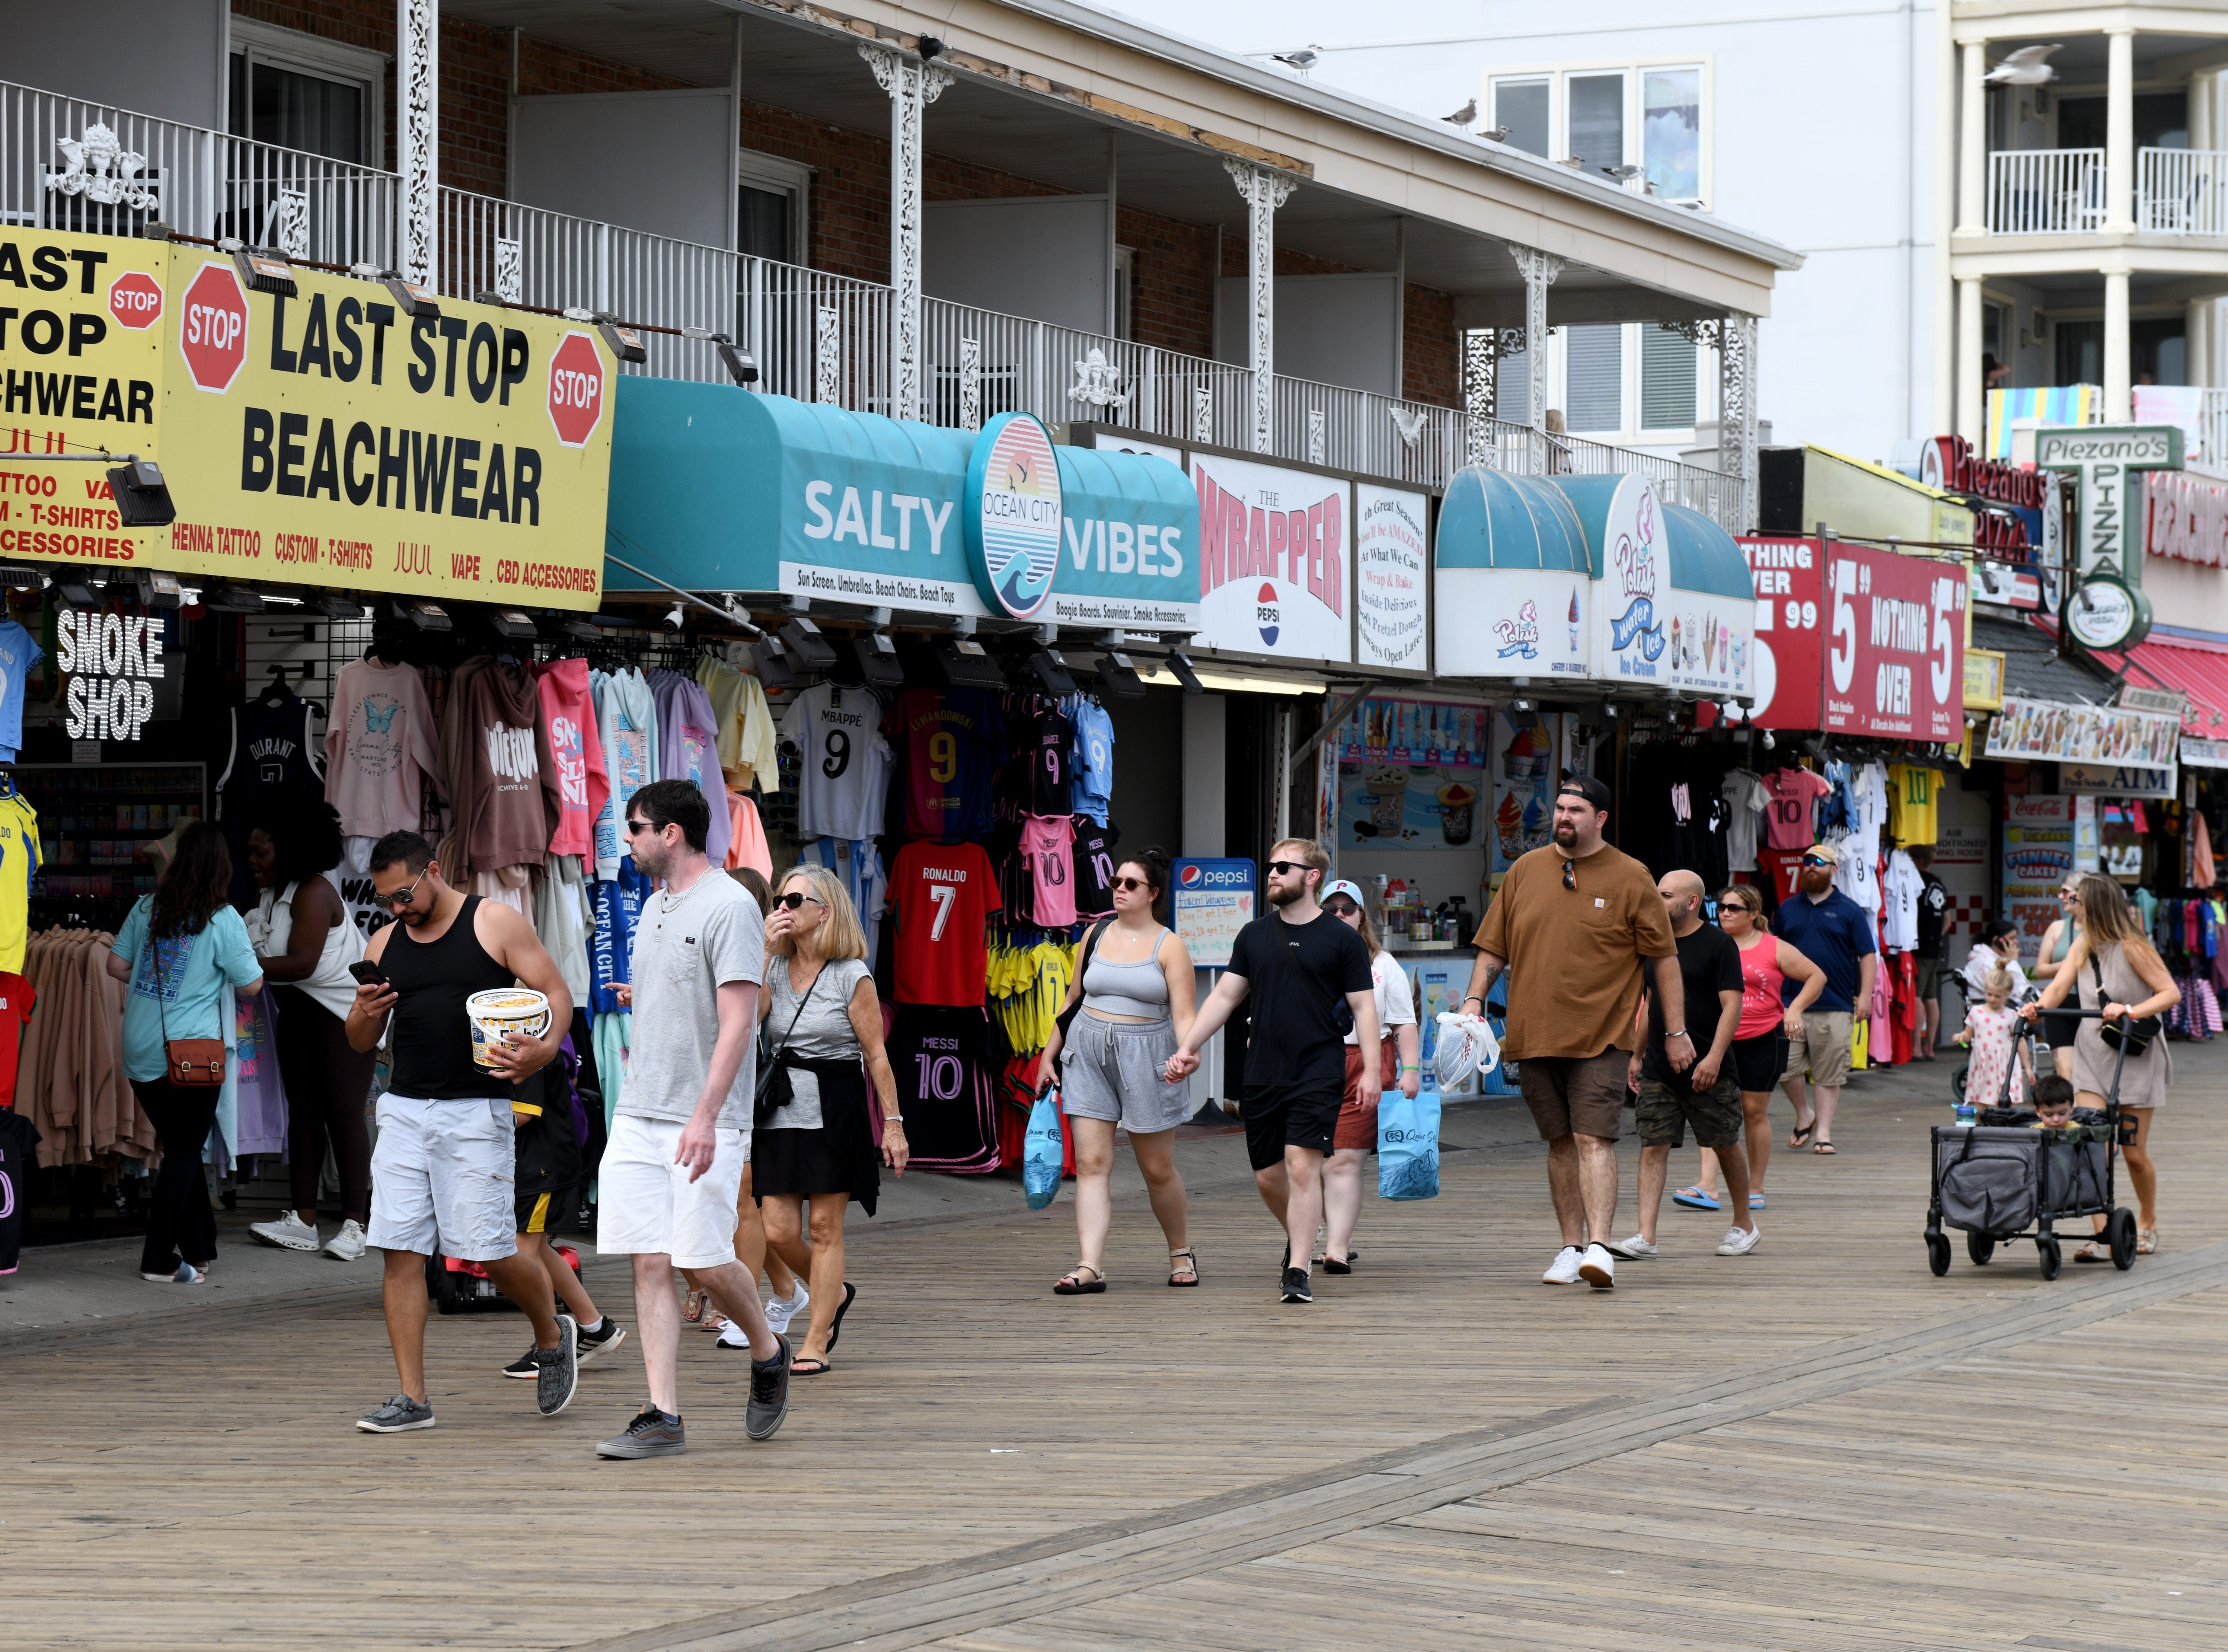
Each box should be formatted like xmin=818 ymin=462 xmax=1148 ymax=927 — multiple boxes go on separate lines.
xmin=365 ymin=1093 xmax=518 ymax=1263
xmin=595 ymin=1113 xmax=749 ymax=1271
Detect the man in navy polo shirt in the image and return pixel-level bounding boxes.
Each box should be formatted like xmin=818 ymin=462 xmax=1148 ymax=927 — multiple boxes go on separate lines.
xmin=1771 ymin=841 xmax=1877 ymax=1158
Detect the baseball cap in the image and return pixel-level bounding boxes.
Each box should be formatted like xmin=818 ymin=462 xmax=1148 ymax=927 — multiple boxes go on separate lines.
xmin=1803 ymin=841 xmax=1840 ymax=863
xmin=1557 ymin=775 xmax=1612 ymax=811
xmin=1321 ymin=879 xmax=1366 ymax=906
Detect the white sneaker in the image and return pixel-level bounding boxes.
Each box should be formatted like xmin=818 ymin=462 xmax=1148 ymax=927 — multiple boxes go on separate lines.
xmin=1577 ymin=1243 xmax=1616 ymax=1289
xmin=1716 ymin=1224 xmax=1762 ymax=1256
xmin=1607 ymin=1235 xmax=1657 ymax=1260
xmin=1542 ymin=1246 xmax=1585 ymax=1284
xmin=324 ymin=1220 xmax=367 ymax=1261
xmin=763 ymin=1283 xmax=810 ymax=1336
xmin=250 ymin=1211 xmax=320 ymax=1252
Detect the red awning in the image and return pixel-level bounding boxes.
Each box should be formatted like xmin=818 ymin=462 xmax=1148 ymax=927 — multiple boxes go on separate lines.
xmin=2074 ymin=629 xmax=2228 ymax=735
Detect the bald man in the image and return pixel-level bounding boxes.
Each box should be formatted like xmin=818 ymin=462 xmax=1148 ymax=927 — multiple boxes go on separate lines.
xmin=1615 ymin=872 xmax=1759 ymax=1260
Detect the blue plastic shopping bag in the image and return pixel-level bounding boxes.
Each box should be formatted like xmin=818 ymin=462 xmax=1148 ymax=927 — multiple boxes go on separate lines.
xmin=1023 ymin=1085 xmax=1066 ymax=1211
xmin=1377 ymin=1087 xmax=1442 ymax=1200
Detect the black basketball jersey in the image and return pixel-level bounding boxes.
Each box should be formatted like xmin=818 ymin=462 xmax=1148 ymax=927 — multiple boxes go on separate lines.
xmin=218 ymin=693 xmax=323 ymax=826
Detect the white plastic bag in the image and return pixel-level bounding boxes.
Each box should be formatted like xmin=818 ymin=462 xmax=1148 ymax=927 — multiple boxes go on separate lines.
xmin=1433 ymin=1012 xmax=1500 ymax=1091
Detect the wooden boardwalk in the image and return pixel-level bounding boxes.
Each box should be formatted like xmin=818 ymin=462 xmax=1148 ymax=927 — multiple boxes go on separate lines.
xmin=10 ymin=1048 xmax=2228 ymax=1651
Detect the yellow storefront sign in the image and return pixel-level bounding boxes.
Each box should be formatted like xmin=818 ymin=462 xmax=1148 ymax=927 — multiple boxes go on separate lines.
xmin=0 ymin=227 xmax=612 ymax=610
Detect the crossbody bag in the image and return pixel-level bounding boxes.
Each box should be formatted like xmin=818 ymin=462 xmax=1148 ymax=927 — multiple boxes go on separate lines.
xmin=152 ymin=923 xmax=226 ymax=1088
xmin=2091 ymin=954 xmax=2162 ymax=1056
xmin=754 ymin=965 xmax=822 ymax=1128
xmin=1053 ymin=917 xmax=1116 ymax=1045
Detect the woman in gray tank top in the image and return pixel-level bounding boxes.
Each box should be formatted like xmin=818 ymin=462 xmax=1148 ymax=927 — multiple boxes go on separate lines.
xmin=1036 ymin=849 xmax=1199 ymax=1294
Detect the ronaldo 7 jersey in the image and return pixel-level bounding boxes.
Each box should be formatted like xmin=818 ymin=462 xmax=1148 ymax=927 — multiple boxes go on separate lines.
xmin=890 ymin=839 xmax=1000 ymax=1005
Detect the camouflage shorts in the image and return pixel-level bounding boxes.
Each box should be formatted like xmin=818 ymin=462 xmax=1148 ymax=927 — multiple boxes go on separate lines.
xmin=1634 ymin=1072 xmax=1744 ymax=1149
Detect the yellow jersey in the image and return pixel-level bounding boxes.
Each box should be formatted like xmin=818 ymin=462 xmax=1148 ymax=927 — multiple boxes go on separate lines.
xmin=0 ymin=791 xmax=39 ymax=973
xmin=1887 ymin=763 xmax=1940 ymax=846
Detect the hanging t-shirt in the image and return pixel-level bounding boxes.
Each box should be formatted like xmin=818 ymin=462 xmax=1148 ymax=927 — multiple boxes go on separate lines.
xmin=651 ymin=670 xmax=731 ymax=866
xmin=1763 ymin=767 xmax=1832 ymax=851
xmin=1070 ymin=816 xmax=1120 ymax=919
xmin=218 ymin=692 xmax=324 ymax=836
xmin=0 ymin=792 xmax=39 ymax=975
xmin=1002 ymin=706 xmax=1073 ymax=818
xmin=1721 ymin=770 xmax=1769 ymax=873
xmin=0 ymin=1104 xmax=38 ymax=1272
xmin=323 ymin=659 xmax=438 ymax=840
xmin=888 ymin=687 xmax=1003 ymax=838
xmin=724 ymin=792 xmax=773 ymax=877
xmin=697 ymin=657 xmax=781 ymax=793
xmin=1018 ymin=815 xmax=1076 ymax=928
xmin=0 ymin=618 xmax=46 ymax=762
xmin=0 ymin=971 xmax=34 ymax=1110
xmin=534 ymin=658 xmax=609 ymax=860
xmin=591 ymin=669 xmax=658 ymax=881
xmin=1916 ymin=871 xmax=1948 ymax=959
xmin=799 ymin=836 xmax=889 ymax=972
xmin=781 ymin=682 xmax=895 ymax=841
xmin=890 ymin=838 xmax=1001 ymax=1006
xmin=1886 ymin=763 xmax=1941 ymax=845
xmin=588 ymin=859 xmax=649 ymax=1015
xmin=886 ymin=1004 xmax=1000 ymax=1174
xmin=457 ymin=662 xmax=546 ymax=874
xmin=1881 ymin=849 xmax=1923 ymax=950
xmin=1069 ymin=700 xmax=1115 ymax=826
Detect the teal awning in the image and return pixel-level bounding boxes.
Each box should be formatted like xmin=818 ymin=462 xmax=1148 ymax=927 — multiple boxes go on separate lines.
xmin=1437 ymin=467 xmax=1592 ymax=574
xmin=1662 ymin=501 xmax=1754 ymax=599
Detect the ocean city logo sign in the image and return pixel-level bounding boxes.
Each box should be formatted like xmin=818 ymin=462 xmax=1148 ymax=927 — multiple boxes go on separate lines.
xmin=965 ymin=411 xmax=1063 ymax=621
xmin=1494 ymin=600 xmax=1540 ymax=659
xmin=2035 ymin=424 xmax=2182 ymax=589
xmin=55 ymin=607 xmax=162 ymax=740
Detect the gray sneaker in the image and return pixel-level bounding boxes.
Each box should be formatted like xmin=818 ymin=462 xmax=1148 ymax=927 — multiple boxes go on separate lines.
xmin=746 ymin=1335 xmax=792 ymax=1441
xmin=356 ymin=1394 xmax=436 ymax=1433
xmin=536 ymin=1315 xmax=579 ymax=1416
xmin=596 ymin=1406 xmax=686 ymax=1459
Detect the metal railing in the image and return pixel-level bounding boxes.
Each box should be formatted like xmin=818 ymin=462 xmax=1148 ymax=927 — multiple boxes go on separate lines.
xmin=2 ymin=77 xmax=397 ymax=263
xmin=2140 ymin=148 xmax=2228 ymax=236
xmin=2200 ymin=388 xmax=2228 ymax=471
xmin=1986 ymin=147 xmax=2107 ymax=235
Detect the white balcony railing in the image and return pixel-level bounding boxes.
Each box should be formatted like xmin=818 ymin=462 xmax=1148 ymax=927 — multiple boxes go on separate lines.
xmin=2 ymin=76 xmax=1742 ymax=526
xmin=2201 ymin=389 xmax=2228 ymax=471
xmin=2140 ymin=148 xmax=2228 ymax=236
xmin=1986 ymin=147 xmax=2107 ymax=235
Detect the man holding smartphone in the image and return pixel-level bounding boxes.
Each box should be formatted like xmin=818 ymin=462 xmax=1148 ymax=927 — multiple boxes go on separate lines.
xmin=346 ymin=831 xmax=580 ymax=1435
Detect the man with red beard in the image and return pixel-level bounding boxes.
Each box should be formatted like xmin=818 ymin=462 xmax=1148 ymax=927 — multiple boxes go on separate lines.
xmin=1769 ymin=841 xmax=1878 ymax=1158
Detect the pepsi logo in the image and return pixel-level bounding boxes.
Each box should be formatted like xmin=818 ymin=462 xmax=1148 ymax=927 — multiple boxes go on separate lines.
xmin=1255 ymin=581 xmax=1281 ymax=647
xmin=1179 ymin=864 xmax=1203 ymax=888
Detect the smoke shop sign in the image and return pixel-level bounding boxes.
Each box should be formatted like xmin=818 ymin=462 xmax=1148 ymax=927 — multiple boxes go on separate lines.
xmin=56 ymin=607 xmax=162 ymax=740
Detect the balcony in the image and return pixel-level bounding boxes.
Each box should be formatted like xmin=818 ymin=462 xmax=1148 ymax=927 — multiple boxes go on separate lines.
xmin=1984 ymin=147 xmax=2228 ymax=237
xmin=2140 ymin=149 xmax=2228 ymax=237
xmin=4 ymin=77 xmax=1740 ymax=523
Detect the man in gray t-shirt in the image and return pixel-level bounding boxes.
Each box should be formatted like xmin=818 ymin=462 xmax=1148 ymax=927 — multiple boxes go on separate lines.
xmin=594 ymin=780 xmax=791 ymax=1458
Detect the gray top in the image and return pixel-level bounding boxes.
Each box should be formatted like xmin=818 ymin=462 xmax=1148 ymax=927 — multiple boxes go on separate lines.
xmin=622 ymin=873 xmax=766 ymax=1130
xmin=1081 ymin=927 xmax=1171 ymax=1020
xmin=763 ymin=956 xmax=872 ymax=1130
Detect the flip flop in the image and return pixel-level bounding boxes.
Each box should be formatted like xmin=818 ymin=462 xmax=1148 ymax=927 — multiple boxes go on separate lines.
xmin=827 ymin=1280 xmax=859 ymax=1343
xmin=790 ymin=1355 xmax=833 ymax=1376
xmin=1671 ymin=1186 xmax=1721 ymax=1211
xmin=1813 ymin=1141 xmax=1837 ymax=1155
xmin=1788 ymin=1122 xmax=1816 ymax=1149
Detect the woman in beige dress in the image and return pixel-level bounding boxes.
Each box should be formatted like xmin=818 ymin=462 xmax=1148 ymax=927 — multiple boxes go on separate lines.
xmin=2024 ymin=873 xmax=2178 ymax=1259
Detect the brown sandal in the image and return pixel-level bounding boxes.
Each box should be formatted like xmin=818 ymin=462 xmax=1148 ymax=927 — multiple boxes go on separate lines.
xmin=1168 ymin=1248 xmax=1200 ymax=1287
xmin=681 ymin=1287 xmax=709 ymax=1323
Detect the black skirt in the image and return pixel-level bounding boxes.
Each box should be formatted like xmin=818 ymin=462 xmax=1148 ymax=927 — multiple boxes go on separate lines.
xmin=752 ymin=1126 xmax=851 ymax=1199
xmin=751 ymin=1056 xmax=880 ymax=1212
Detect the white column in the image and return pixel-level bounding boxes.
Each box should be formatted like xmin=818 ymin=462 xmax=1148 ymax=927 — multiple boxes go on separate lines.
xmin=1720 ymin=314 xmax=1759 ymax=534
xmin=1956 ymin=277 xmax=1983 ymax=443
xmin=1226 ymin=158 xmax=1296 ymax=454
xmin=862 ymin=42 xmax=953 ymax=424
xmin=2104 ymin=266 xmax=2132 ymax=421
xmin=2106 ymin=29 xmax=2136 ymax=233
xmin=398 ymin=0 xmax=438 ymax=285
xmin=1508 ymin=245 xmax=1563 ymax=473
xmin=1957 ymin=41 xmax=1987 ymax=235
xmin=1931 ymin=0 xmax=1957 ymax=436
xmin=2186 ymin=299 xmax=2209 ymax=391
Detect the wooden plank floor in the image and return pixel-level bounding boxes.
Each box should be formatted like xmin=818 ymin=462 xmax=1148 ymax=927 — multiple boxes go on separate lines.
xmin=10 ymin=1045 xmax=2227 ymax=1652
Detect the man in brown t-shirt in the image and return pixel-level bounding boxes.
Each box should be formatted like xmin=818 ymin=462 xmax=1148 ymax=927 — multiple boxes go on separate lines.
xmin=1461 ymin=776 xmax=1683 ymax=1289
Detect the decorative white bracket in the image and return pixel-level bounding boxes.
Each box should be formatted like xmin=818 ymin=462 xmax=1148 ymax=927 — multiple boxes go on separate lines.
xmin=1226 ymin=157 xmax=1298 ymax=454
xmin=1507 ymin=246 xmax=1564 ymax=473
xmin=273 ymin=187 xmax=310 ymax=259
xmin=399 ymin=0 xmax=438 ymax=286
xmin=862 ymin=42 xmax=953 ymax=424
xmin=815 ymin=304 xmax=842 ymax=404
xmin=494 ymin=236 xmax=522 ymax=304
xmin=1306 ymin=407 xmax=1326 ymax=465
xmin=47 ymin=122 xmax=157 ymax=212
xmin=959 ymin=336 xmax=981 ymax=432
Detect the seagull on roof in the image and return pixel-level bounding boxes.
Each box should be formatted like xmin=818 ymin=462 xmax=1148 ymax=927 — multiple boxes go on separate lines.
xmin=1602 ymin=165 xmax=1643 ymax=183
xmin=1443 ymin=99 xmax=1477 ymax=126
xmin=1273 ymin=48 xmax=1320 ymax=74
xmin=1481 ymin=126 xmax=1509 ymax=143
xmin=1984 ymin=45 xmax=2061 ymax=86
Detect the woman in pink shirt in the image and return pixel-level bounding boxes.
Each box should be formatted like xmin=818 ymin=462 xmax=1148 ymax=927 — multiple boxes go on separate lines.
xmin=1673 ymin=888 xmax=1826 ymax=1214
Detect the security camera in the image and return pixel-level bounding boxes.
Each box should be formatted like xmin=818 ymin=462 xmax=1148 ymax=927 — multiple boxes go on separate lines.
xmin=661 ymin=602 xmax=686 ymax=632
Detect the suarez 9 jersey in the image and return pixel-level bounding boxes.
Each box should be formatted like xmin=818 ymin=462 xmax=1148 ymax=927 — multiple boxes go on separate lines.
xmin=890 ymin=688 xmax=1003 ymax=838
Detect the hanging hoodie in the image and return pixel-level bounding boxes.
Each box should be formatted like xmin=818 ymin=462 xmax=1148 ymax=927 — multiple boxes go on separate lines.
xmin=651 ymin=668 xmax=731 ymax=866
xmin=534 ymin=658 xmax=609 ymax=859
xmin=591 ymin=668 xmax=658 ymax=881
xmin=459 ymin=661 xmax=547 ymax=874
xmin=323 ymin=658 xmax=440 ymax=839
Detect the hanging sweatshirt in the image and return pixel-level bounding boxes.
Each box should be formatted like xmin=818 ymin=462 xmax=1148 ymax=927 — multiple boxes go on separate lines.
xmin=651 ymin=669 xmax=731 ymax=866
xmin=323 ymin=659 xmax=440 ymax=839
xmin=534 ymin=658 xmax=609 ymax=859
xmin=592 ymin=668 xmax=659 ymax=881
xmin=459 ymin=662 xmax=548 ymax=873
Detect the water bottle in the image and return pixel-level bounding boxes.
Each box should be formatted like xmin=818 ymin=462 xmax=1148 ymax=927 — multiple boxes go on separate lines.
xmin=1953 ymin=1101 xmax=1977 ymax=1129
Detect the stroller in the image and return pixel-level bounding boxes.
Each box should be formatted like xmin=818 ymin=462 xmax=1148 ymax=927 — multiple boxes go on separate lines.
xmin=1925 ymin=1006 xmax=2139 ymax=1280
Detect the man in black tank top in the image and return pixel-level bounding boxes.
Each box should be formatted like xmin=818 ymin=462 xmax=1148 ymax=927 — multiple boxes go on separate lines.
xmin=346 ymin=832 xmax=582 ymax=1435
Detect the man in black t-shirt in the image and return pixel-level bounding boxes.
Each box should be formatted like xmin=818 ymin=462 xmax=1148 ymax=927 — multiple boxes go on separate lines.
xmin=1612 ymin=871 xmax=1757 ymax=1261
xmin=1912 ymin=845 xmax=1948 ymax=1059
xmin=1168 ymin=837 xmax=1379 ymax=1304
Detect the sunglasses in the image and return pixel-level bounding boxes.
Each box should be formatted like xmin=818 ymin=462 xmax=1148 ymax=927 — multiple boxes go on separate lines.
xmin=1720 ymin=900 xmax=1755 ymax=915
xmin=774 ymin=891 xmax=824 ymax=911
xmin=1112 ymin=876 xmax=1152 ymax=893
xmin=1324 ymin=899 xmax=1360 ymax=917
xmin=625 ymin=817 xmax=661 ymax=837
xmin=1561 ymin=859 xmax=1576 ymax=891
xmin=1801 ymin=855 xmax=1833 ymax=868
xmin=1266 ymin=860 xmax=1308 ymax=877
xmin=374 ymin=867 xmax=429 ymax=909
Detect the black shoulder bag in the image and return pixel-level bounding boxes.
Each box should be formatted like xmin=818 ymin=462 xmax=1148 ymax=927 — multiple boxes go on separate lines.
xmin=2092 ymin=954 xmax=2162 ymax=1056
xmin=753 ymin=966 xmax=821 ymax=1128
xmin=1053 ymin=917 xmax=1115 ymax=1044
xmin=1275 ymin=928 xmax=1357 ymax=1038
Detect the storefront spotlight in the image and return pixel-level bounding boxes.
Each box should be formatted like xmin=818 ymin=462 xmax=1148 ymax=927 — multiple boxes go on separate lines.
xmin=228 ymin=243 xmax=297 ymax=297
xmin=934 ymin=636 xmax=1006 ymax=689
xmin=396 ymin=598 xmax=452 ymax=632
xmin=132 ymin=570 xmax=183 ymax=610
xmin=198 ymin=583 xmax=266 ymax=613
xmin=594 ymin=312 xmax=649 ymax=364
xmin=778 ymin=615 xmax=839 ymax=670
xmin=0 ymin=565 xmax=44 ymax=591
xmin=750 ymin=634 xmax=798 ymax=690
xmin=105 ymin=457 xmax=175 ymax=527
xmin=487 ymin=609 xmax=540 ymax=642
xmin=684 ymin=327 xmax=760 ymax=386
xmin=1165 ymin=650 xmax=1205 ymax=695
xmin=1026 ymin=646 xmax=1078 ymax=697
xmin=1095 ymin=651 xmax=1146 ymax=699
xmin=307 ymin=593 xmax=370 ymax=620
xmin=53 ymin=574 xmax=102 ymax=607
xmin=852 ymin=631 xmax=905 ymax=689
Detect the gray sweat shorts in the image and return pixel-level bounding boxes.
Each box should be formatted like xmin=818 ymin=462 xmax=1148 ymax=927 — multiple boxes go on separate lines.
xmin=1059 ymin=1013 xmax=1191 ymax=1133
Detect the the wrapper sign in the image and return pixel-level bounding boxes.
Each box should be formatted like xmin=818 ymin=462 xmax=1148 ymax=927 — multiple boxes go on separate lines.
xmin=57 ymin=608 xmax=162 ymax=740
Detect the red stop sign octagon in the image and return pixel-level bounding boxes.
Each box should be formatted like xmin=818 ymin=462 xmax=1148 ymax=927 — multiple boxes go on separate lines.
xmin=178 ymin=262 xmax=249 ymax=393
xmin=547 ymin=331 xmax=607 ymax=449
xmin=108 ymin=270 xmax=163 ymax=331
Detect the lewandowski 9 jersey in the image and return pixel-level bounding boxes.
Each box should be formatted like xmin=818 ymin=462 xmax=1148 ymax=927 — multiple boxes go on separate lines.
xmin=890 ymin=688 xmax=1003 ymax=838
xmin=890 ymin=839 xmax=1000 ymax=1005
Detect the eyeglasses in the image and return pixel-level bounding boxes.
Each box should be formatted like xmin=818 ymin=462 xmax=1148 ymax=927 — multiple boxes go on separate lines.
xmin=374 ymin=868 xmax=428 ymax=909
xmin=774 ymin=891 xmax=824 ymax=911
xmin=1561 ymin=860 xmax=1576 ymax=890
xmin=1112 ymin=876 xmax=1150 ymax=893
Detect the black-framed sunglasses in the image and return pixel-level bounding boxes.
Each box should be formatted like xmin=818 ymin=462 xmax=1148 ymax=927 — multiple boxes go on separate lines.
xmin=1719 ymin=898 xmax=1756 ymax=915
xmin=1265 ymin=859 xmax=1307 ymax=877
xmin=625 ymin=817 xmax=661 ymax=837
xmin=1112 ymin=876 xmax=1152 ymax=893
xmin=374 ymin=867 xmax=429 ymax=909
xmin=1561 ymin=859 xmax=1576 ymax=891
xmin=774 ymin=891 xmax=824 ymax=911
xmin=1324 ymin=898 xmax=1360 ymax=917
xmin=1801 ymin=855 xmax=1833 ymax=868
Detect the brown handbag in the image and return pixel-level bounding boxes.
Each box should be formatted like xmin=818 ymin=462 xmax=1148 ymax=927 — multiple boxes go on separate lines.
xmin=152 ymin=928 xmax=226 ymax=1088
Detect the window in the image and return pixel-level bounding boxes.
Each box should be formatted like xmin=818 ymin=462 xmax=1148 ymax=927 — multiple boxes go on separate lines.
xmin=226 ymin=19 xmax=386 ymax=166
xmin=735 ymin=148 xmax=811 ymax=264
xmin=1641 ymin=326 xmax=1696 ymax=430
xmin=1564 ymin=325 xmax=1624 ymax=433
xmin=1486 ymin=58 xmax=1709 ymax=204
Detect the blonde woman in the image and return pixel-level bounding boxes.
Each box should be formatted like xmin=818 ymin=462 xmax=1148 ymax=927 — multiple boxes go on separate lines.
xmin=2023 ymin=873 xmax=2178 ymax=1259
xmin=1036 ymin=849 xmax=1200 ymax=1292
xmin=757 ymin=865 xmax=907 ymax=1375
xmin=1318 ymin=880 xmax=1417 ymax=1272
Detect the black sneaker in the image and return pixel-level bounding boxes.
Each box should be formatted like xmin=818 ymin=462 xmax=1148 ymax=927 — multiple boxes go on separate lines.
xmin=746 ymin=1334 xmax=792 ymax=1441
xmin=535 ymin=1314 xmax=579 ymax=1416
xmin=356 ymin=1394 xmax=436 ymax=1433
xmin=1280 ymin=1267 xmax=1313 ymax=1304
xmin=596 ymin=1405 xmax=685 ymax=1459
xmin=575 ymin=1317 xmax=628 ymax=1366
xmin=501 ymin=1347 xmax=541 ymax=1381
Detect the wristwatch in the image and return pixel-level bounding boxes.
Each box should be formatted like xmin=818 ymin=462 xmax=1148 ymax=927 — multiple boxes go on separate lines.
xmin=1666 ymin=1028 xmax=1689 ymax=1039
